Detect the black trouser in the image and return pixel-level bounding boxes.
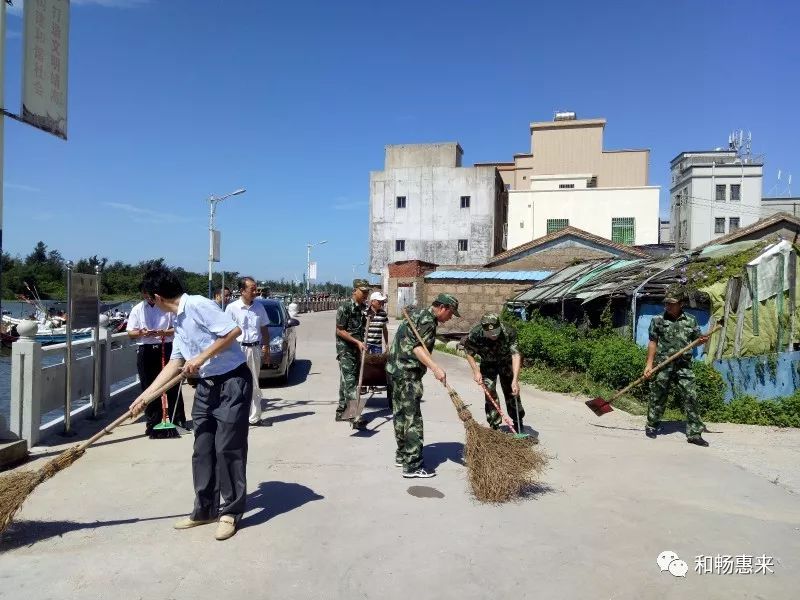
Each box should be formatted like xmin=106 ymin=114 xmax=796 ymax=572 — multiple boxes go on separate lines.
xmin=136 ymin=343 xmax=186 ymax=432
xmin=190 ymin=362 xmax=252 ymax=522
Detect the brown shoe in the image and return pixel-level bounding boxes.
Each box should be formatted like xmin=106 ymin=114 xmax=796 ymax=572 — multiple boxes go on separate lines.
xmin=215 ymin=515 xmax=237 ymax=541
xmin=173 ymin=517 xmax=216 ymax=530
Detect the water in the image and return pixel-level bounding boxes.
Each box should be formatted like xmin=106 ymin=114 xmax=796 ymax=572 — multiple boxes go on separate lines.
xmin=0 ymin=300 xmax=136 ymax=431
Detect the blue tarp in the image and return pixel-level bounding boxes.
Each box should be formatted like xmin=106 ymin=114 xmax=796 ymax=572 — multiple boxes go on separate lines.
xmin=634 ymin=302 xmax=711 ymax=359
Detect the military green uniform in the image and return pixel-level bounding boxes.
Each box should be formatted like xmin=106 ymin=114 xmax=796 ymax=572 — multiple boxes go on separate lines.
xmin=647 ymin=311 xmax=704 ymax=438
xmin=335 ymin=294 xmax=367 ymax=420
xmin=463 ymin=316 xmax=525 ymax=430
xmin=385 ymin=306 xmax=438 ymax=471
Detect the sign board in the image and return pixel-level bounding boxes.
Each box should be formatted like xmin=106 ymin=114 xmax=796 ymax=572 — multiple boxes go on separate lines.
xmin=22 ymin=0 xmax=70 ymax=140
xmin=308 ymin=261 xmax=317 ymax=281
xmin=210 ymin=229 xmax=220 ymax=262
xmin=69 ymin=273 xmax=98 ymax=329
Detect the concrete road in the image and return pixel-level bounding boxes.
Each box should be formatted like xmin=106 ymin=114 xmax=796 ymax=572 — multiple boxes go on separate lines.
xmin=1 ymin=311 xmax=798 ymax=600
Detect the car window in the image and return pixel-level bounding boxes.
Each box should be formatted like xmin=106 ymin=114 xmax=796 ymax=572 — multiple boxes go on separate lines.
xmin=263 ymin=303 xmax=284 ymax=326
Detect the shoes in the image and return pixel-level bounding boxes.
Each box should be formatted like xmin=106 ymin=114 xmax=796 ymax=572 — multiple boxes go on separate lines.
xmin=334 ymin=414 xmax=347 ymax=422
xmin=402 ymin=467 xmax=435 ymax=479
xmin=645 ymin=426 xmax=657 ymax=439
xmin=173 ymin=517 xmax=216 ymax=530
xmin=687 ymin=436 xmax=709 ymax=447
xmin=249 ymin=419 xmax=262 ymax=426
xmin=352 ymin=418 xmax=367 ymax=430
xmin=215 ymin=515 xmax=237 ymax=541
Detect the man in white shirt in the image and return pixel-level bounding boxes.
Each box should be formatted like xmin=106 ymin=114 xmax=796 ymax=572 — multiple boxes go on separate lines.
xmin=225 ymin=277 xmax=270 ymax=425
xmin=126 ymin=284 xmax=186 ymax=435
xmin=130 ymin=267 xmax=250 ymax=541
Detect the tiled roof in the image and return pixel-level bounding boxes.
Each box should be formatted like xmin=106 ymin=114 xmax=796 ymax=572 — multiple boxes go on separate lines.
xmin=425 ymin=270 xmax=551 ymax=281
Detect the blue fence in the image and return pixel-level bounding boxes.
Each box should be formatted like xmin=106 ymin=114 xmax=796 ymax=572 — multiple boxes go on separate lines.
xmin=712 ymin=351 xmax=800 ymax=402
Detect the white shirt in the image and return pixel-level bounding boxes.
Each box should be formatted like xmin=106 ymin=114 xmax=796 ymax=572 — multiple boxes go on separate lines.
xmin=225 ymin=298 xmax=269 ymax=344
xmin=170 ymin=294 xmax=245 ymax=378
xmin=126 ymin=301 xmax=175 ymax=344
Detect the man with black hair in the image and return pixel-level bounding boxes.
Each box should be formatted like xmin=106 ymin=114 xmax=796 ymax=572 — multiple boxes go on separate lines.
xmin=130 ymin=266 xmax=251 ymax=541
xmin=126 ymin=283 xmax=186 ymax=435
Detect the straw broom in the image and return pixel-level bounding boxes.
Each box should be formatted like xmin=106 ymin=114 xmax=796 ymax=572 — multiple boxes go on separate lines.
xmin=401 ymin=309 xmax=547 ymax=503
xmin=0 ymin=372 xmax=184 ymax=535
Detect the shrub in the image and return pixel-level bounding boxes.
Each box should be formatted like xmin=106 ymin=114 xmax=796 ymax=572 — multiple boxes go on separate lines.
xmin=586 ymin=335 xmax=647 ymax=391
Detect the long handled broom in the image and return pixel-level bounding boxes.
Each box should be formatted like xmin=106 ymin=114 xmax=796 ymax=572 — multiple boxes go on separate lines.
xmin=585 ymin=323 xmax=722 ymax=416
xmin=401 ymin=309 xmax=547 ymax=503
xmin=151 ymin=337 xmax=180 ymax=438
xmin=0 ymin=372 xmax=185 ymax=535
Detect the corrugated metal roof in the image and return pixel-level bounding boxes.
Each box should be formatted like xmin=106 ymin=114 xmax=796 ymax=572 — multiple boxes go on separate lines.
xmin=424 ymin=270 xmax=552 ymax=281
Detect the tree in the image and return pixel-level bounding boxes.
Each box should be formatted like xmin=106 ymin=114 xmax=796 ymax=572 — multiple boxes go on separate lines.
xmin=26 ymin=241 xmax=48 ymax=265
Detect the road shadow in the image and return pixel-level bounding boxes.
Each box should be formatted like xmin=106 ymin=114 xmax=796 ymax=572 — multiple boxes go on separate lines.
xmin=239 ymin=481 xmax=324 ymax=530
xmin=518 ymin=482 xmax=558 ymax=500
xmin=588 ymin=423 xmax=643 ymax=433
xmin=425 ymin=441 xmax=465 ymax=470
xmin=0 ymin=513 xmax=185 ymax=551
xmin=262 ymin=411 xmax=315 ymax=426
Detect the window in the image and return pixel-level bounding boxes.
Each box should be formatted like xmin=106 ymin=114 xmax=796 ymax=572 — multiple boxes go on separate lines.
xmin=731 ymin=184 xmax=741 ymax=201
xmin=396 ymin=196 xmax=406 ymax=209
xmin=458 ymin=239 xmax=469 ymax=252
xmin=714 ymin=218 xmax=725 ymax=234
xmin=546 ymin=219 xmax=569 ymax=234
xmin=715 ymin=184 xmax=726 ymax=202
xmin=395 ymin=240 xmax=405 ymax=252
xmin=460 ymin=196 xmax=471 ymax=209
xmin=729 ymin=217 xmax=740 ymax=231
xmin=611 ymin=217 xmax=635 ymax=245
xmin=558 ymin=183 xmax=575 ymax=189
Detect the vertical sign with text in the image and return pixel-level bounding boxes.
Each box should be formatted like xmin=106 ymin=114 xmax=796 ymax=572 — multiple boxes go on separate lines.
xmin=22 ymin=0 xmax=70 ymax=140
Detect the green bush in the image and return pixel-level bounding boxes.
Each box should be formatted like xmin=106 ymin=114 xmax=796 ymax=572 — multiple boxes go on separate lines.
xmin=586 ymin=335 xmax=647 ymax=392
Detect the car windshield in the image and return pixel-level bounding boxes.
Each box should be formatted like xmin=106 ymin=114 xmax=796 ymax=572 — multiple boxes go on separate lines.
xmin=262 ymin=303 xmax=284 ymax=326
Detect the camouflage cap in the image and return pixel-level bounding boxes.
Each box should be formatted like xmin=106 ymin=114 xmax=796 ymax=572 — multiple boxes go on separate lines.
xmin=434 ymin=292 xmax=460 ymax=317
xmin=353 ymin=278 xmax=371 ymax=291
xmin=480 ymin=313 xmax=501 ymax=331
xmin=663 ymin=289 xmax=686 ymax=304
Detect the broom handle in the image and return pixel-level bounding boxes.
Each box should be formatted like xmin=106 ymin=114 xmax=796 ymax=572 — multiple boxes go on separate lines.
xmin=400 ymin=309 xmax=462 ymax=411
xmin=75 ymin=372 xmax=185 ymax=452
xmin=479 ymin=381 xmax=517 ymax=434
xmin=608 ymin=323 xmax=722 ymax=404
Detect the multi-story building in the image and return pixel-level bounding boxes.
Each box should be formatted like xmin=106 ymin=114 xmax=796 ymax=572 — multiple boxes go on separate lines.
xmin=369 ymin=143 xmax=506 ymax=275
xmin=762 ymin=196 xmax=800 ymax=218
xmin=670 ymin=150 xmax=763 ymax=249
xmin=477 ymin=113 xmax=660 ymax=250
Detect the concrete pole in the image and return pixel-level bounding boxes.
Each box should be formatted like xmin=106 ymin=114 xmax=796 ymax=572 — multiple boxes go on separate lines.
xmin=0 ymin=1 xmax=6 ymax=317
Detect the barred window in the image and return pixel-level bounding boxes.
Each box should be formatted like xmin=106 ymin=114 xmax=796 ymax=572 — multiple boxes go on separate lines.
xmin=460 ymin=196 xmax=471 ymax=208
xmin=729 ymin=217 xmax=740 ymax=231
xmin=611 ymin=217 xmax=635 ymax=245
xmin=731 ymin=184 xmax=741 ymax=201
xmin=458 ymin=239 xmax=469 ymax=251
xmin=714 ymin=218 xmax=725 ymax=234
xmin=396 ymin=196 xmax=406 ymax=209
xmin=546 ymin=219 xmax=569 ymax=234
xmin=395 ymin=240 xmax=405 ymax=252
xmin=715 ymin=184 xmax=726 ymax=202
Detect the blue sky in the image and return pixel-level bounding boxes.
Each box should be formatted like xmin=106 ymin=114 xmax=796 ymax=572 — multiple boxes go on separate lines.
xmin=2 ymin=0 xmax=798 ymax=284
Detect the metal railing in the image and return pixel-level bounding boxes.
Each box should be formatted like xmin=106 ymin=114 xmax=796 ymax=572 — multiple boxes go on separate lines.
xmin=7 ymin=328 xmax=139 ymax=446
xmin=287 ymin=297 xmax=345 ymax=314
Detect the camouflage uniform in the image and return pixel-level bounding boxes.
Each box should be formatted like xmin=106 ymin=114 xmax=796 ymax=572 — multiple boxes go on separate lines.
xmin=463 ymin=317 xmax=525 ymax=430
xmin=335 ymin=295 xmax=366 ymax=419
xmin=385 ymin=307 xmax=438 ymax=472
xmin=647 ymin=311 xmax=704 ymax=438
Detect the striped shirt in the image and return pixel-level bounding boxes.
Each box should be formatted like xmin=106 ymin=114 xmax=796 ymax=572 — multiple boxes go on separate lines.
xmin=365 ymin=308 xmax=388 ymax=347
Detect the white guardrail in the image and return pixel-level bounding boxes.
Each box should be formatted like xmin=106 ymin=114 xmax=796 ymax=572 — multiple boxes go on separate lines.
xmin=7 ymin=328 xmax=139 ymax=446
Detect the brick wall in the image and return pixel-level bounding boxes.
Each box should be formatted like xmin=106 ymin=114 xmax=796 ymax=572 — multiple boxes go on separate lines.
xmin=422 ymin=280 xmax=532 ymax=333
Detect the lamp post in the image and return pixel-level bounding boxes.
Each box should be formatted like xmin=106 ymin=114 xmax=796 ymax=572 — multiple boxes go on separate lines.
xmin=351 ymin=262 xmax=365 ymax=279
xmin=306 ymin=240 xmax=327 ymax=294
xmin=207 ymin=187 xmax=246 ymax=299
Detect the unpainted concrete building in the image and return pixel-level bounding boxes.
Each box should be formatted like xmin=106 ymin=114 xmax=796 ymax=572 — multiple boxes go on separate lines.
xmin=369 ymin=143 xmax=506 ymax=276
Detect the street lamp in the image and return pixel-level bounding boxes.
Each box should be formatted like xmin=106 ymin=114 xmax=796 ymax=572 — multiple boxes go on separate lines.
xmin=352 ymin=262 xmax=365 ymax=278
xmin=207 ymin=187 xmax=246 ymax=299
xmin=306 ymin=240 xmax=327 ymax=294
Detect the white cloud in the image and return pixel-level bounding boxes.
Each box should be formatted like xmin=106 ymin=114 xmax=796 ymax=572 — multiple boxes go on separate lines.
xmin=4 ymin=182 xmax=40 ymax=192
xmin=103 ymin=201 xmax=195 ymax=224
